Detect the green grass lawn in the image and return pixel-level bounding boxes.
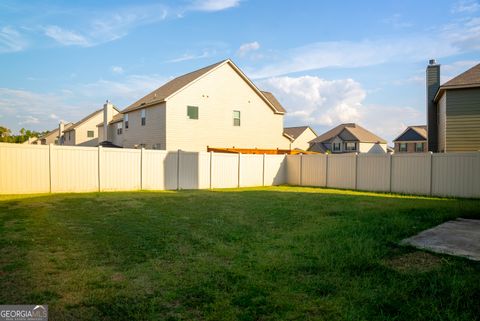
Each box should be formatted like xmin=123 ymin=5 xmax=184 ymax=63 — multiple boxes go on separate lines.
xmin=0 ymin=187 xmax=479 ymax=321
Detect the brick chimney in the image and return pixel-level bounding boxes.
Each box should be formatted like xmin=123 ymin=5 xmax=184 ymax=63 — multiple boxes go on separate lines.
xmin=426 ymin=59 xmax=440 ymax=152
xmin=103 ymin=100 xmax=114 ymax=142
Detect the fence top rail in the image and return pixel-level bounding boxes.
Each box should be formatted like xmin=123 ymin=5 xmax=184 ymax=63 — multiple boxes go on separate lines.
xmin=0 ymin=142 xmax=49 ymax=150
xmin=432 ymin=152 xmax=480 ymax=158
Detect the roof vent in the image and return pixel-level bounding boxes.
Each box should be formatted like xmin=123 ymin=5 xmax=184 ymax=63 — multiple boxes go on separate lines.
xmin=429 ymin=59 xmax=437 ymax=65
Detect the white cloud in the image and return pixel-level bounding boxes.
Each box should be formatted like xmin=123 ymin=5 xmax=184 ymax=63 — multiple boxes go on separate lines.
xmin=111 ymin=66 xmax=124 ymax=74
xmin=43 ymin=25 xmax=90 ymax=46
xmin=189 ymin=0 xmax=241 ymax=12
xmin=258 ymin=76 xmax=365 ymax=126
xmin=258 ymin=75 xmax=424 ymax=144
xmin=165 ymin=50 xmax=215 ymax=63
xmin=381 ymin=14 xmax=413 ymax=29
xmin=18 ymin=115 xmax=40 ymax=125
xmin=49 ymin=113 xmax=59 ymax=119
xmin=452 ymin=0 xmax=480 ymax=13
xmin=237 ymin=41 xmax=260 ymax=57
xmin=0 ymin=26 xmax=27 ymax=53
xmin=248 ymin=17 xmax=480 ymax=79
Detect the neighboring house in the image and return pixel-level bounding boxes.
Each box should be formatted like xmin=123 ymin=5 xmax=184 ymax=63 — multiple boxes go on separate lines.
xmin=283 ymin=126 xmax=317 ymax=150
xmin=426 ymin=60 xmax=480 ymax=152
xmin=308 ymin=123 xmax=387 ymax=154
xmin=24 ymin=122 xmax=73 ymax=145
xmin=99 ymin=59 xmax=291 ymax=151
xmin=63 ymin=105 xmax=119 ymax=147
xmin=393 ymin=125 xmax=427 ymax=153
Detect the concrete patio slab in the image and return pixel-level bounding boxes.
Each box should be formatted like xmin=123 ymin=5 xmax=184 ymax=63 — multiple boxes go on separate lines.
xmin=401 ymin=218 xmax=480 ymax=261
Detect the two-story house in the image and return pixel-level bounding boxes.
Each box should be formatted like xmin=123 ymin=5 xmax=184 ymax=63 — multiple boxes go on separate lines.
xmin=426 ymin=60 xmax=480 ymax=152
xmin=393 ymin=125 xmax=427 ymax=153
xmin=98 ymin=59 xmax=292 ymax=151
xmin=308 ymin=123 xmax=387 ymax=153
xmin=283 ymin=126 xmax=317 ymax=151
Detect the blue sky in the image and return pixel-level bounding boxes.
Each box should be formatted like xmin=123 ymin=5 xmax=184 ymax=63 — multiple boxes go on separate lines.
xmin=0 ymin=0 xmax=479 ymax=144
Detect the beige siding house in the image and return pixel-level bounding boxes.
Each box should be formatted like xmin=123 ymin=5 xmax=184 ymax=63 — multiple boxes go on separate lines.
xmin=427 ymin=60 xmax=480 ymax=152
xmin=101 ymin=59 xmax=291 ymax=151
xmin=283 ymin=126 xmax=317 ymax=150
xmin=25 ymin=122 xmax=73 ymax=145
xmin=63 ymin=106 xmax=119 ymax=147
xmin=393 ymin=126 xmax=427 ymax=153
xmin=309 ymin=123 xmax=387 ymax=154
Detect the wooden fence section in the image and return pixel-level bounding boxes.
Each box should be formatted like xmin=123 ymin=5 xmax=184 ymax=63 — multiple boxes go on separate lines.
xmin=0 ymin=143 xmax=286 ymax=194
xmin=287 ymin=152 xmax=480 ymax=198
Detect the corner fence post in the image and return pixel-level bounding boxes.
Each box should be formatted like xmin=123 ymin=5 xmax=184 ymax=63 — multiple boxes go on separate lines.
xmin=177 ymin=149 xmax=181 ymax=191
xmin=48 ymin=144 xmax=53 ymax=193
xmin=98 ymin=145 xmax=102 ymax=192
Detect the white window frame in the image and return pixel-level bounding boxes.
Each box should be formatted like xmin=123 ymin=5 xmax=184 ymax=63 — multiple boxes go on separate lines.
xmin=141 ymin=109 xmax=146 ymax=126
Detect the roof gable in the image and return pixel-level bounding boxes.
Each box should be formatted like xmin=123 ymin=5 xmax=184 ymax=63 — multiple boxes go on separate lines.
xmin=121 ymin=59 xmax=286 ymax=115
xmin=283 ymin=126 xmax=315 ymax=140
xmin=310 ymin=123 xmax=387 ymax=144
xmin=393 ymin=126 xmax=427 ymax=142
xmin=441 ymin=63 xmax=480 ymax=88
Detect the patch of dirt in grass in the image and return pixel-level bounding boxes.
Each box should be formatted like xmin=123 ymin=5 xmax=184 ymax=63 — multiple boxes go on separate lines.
xmin=384 ymin=251 xmax=442 ymax=273
xmin=111 ymin=272 xmax=126 ymax=282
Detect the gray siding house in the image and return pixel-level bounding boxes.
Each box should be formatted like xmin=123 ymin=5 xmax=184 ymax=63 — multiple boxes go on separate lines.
xmin=426 ymin=60 xmax=480 ymax=152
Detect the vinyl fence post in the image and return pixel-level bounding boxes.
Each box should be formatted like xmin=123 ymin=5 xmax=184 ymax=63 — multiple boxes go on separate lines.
xmin=209 ymin=151 xmax=213 ymax=189
xmin=177 ymin=149 xmax=181 ymax=191
xmin=389 ymin=153 xmax=393 ymax=193
xmin=237 ymin=152 xmax=241 ymax=188
xmin=98 ymin=145 xmax=102 ymax=192
xmin=354 ymin=153 xmax=358 ymax=190
xmin=429 ymin=152 xmax=433 ymax=196
xmin=48 ymin=144 xmax=53 ymax=193
xmin=325 ymin=153 xmax=329 ymax=188
xmin=262 ymin=153 xmax=266 ymax=187
xmin=140 ymin=147 xmax=144 ymax=190
xmin=299 ymin=153 xmax=303 ymax=186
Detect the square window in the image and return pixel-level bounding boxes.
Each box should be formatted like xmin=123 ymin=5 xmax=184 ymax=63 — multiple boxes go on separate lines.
xmin=333 ymin=142 xmax=341 ymax=151
xmin=399 ymin=143 xmax=407 ymax=152
xmin=233 ymin=110 xmax=240 ymax=126
xmin=187 ymin=106 xmax=199 ymax=119
xmin=415 ymin=142 xmax=424 ymax=152
xmin=87 ymin=130 xmax=94 ymax=138
xmin=345 ymin=142 xmax=356 ymax=151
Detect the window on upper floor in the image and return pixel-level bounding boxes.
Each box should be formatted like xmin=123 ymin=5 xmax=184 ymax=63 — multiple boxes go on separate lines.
xmin=117 ymin=122 xmax=123 ymax=135
xmin=87 ymin=130 xmax=94 ymax=138
xmin=141 ymin=109 xmax=146 ymax=126
xmin=233 ymin=110 xmax=241 ymax=126
xmin=415 ymin=142 xmax=424 ymax=152
xmin=124 ymin=114 xmax=129 ymax=129
xmin=345 ymin=142 xmax=356 ymax=151
xmin=399 ymin=143 xmax=407 ymax=152
xmin=333 ymin=142 xmax=341 ymax=151
xmin=187 ymin=106 xmax=199 ymax=119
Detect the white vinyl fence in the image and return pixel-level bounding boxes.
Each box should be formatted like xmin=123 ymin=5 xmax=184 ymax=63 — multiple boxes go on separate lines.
xmin=0 ymin=143 xmax=286 ymax=194
xmin=287 ymin=152 xmax=480 ymax=198
xmin=1 ymin=143 xmax=479 ymax=198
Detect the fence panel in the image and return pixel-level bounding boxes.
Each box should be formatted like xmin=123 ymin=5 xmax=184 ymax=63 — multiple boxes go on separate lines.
xmin=178 ymin=151 xmax=211 ymax=189
xmin=357 ymin=154 xmax=390 ymax=192
xmin=211 ymin=153 xmax=239 ymax=188
xmin=432 ymin=153 xmax=480 ymax=198
xmin=142 ymin=150 xmax=177 ymax=190
xmin=301 ymin=154 xmax=327 ymax=186
xmin=391 ymin=153 xmax=431 ymax=195
xmin=327 ymin=154 xmax=356 ymax=189
xmin=51 ymin=146 xmax=98 ymax=193
xmin=286 ymin=155 xmax=301 ymax=185
xmin=264 ymin=155 xmax=287 ymax=185
xmin=0 ymin=143 xmax=50 ymax=194
xmin=100 ymin=148 xmax=141 ymax=191
xmin=239 ymin=154 xmax=264 ymax=187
